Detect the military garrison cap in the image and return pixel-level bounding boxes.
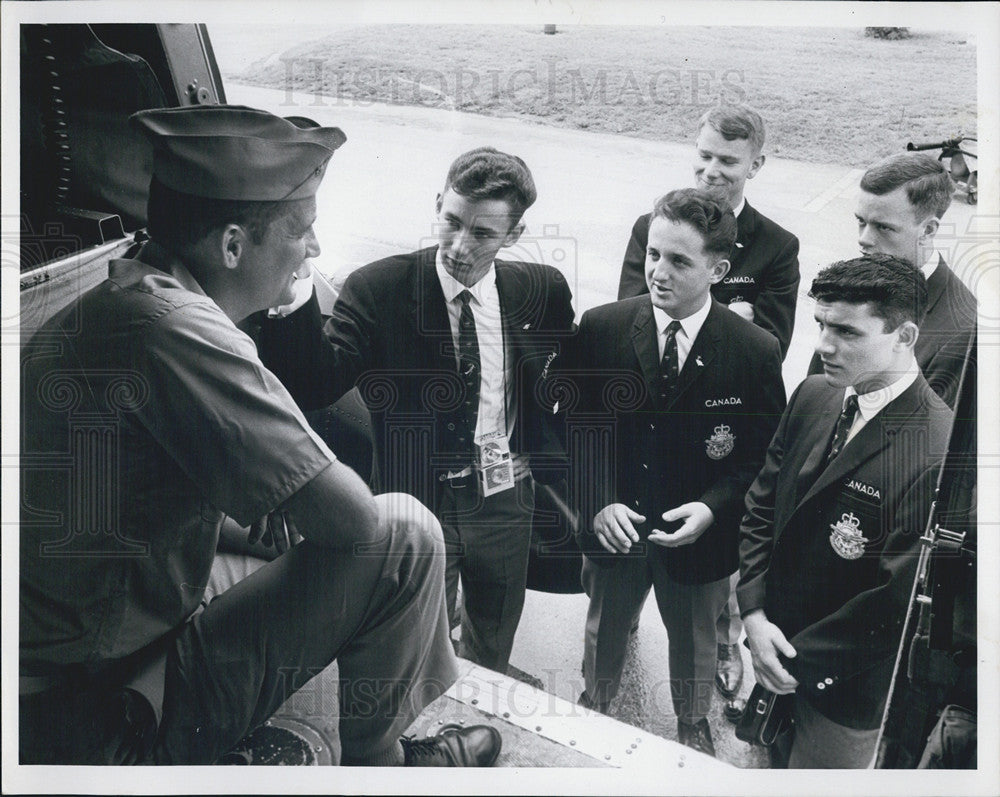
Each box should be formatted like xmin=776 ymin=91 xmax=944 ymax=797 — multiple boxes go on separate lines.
xmin=130 ymin=105 xmax=346 ymax=201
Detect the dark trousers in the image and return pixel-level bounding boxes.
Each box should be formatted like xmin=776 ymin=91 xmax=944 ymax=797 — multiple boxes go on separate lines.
xmin=582 ymin=554 xmax=731 ymax=724
xmin=20 ymin=493 xmax=457 ymax=765
xmin=438 ymin=475 xmax=535 ymax=672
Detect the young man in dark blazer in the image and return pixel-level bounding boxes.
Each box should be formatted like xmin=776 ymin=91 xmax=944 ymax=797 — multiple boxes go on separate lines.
xmin=738 ymin=254 xmax=953 ymax=768
xmin=566 ymin=189 xmax=785 ymax=756
xmin=259 ymin=147 xmax=575 ymax=673
xmin=617 ymin=105 xmax=799 ymax=704
xmin=806 ymin=152 xmax=976 ymax=409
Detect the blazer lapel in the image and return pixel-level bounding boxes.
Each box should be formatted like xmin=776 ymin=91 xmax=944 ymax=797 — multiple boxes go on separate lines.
xmin=796 ymin=378 xmax=925 ymax=509
xmin=410 ymin=247 xmax=454 ymax=367
xmin=630 ymin=300 xmax=661 ymax=399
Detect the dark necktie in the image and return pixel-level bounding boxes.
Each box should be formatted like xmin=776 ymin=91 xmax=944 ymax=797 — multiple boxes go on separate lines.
xmin=457 ymin=290 xmax=481 ymax=452
xmin=827 ymin=394 xmax=860 ymax=463
xmin=658 ymin=320 xmax=682 ymax=404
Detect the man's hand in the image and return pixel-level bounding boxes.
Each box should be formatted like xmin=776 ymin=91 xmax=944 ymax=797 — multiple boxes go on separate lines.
xmin=593 ymin=504 xmax=645 ymax=554
xmin=647 ymin=502 xmax=714 ymax=547
xmin=248 ymin=510 xmax=301 ymax=553
xmin=743 ymin=609 xmax=799 ymax=694
xmin=728 ymin=301 xmax=755 ymax=323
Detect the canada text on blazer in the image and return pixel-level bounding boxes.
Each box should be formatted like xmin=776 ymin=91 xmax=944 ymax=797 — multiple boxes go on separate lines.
xmin=564 ymin=296 xmax=786 ymax=585
xmin=807 ymin=257 xmax=976 ymax=409
xmin=617 ymin=203 xmax=800 ymax=359
xmin=737 ymin=374 xmax=953 ymax=729
xmin=258 ymin=246 xmax=575 ymax=508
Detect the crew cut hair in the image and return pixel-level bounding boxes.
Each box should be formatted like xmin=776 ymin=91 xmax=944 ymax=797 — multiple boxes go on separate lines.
xmin=697 ymin=104 xmax=766 ymax=156
xmin=443 ymin=146 xmax=537 ymax=222
xmin=809 ymin=253 xmax=929 ymax=330
xmin=651 ymin=187 xmax=738 ymax=259
xmin=145 ymin=177 xmax=295 ymax=257
xmin=860 ymin=152 xmax=954 ymax=221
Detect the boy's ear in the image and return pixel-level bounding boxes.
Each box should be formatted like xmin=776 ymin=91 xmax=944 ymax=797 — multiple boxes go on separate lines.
xmin=708 ymin=258 xmax=731 ymax=285
xmin=503 ymin=220 xmax=525 ymax=248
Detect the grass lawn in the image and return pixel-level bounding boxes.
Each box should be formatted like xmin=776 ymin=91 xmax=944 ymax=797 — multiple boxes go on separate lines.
xmin=226 ymin=25 xmax=977 ymax=168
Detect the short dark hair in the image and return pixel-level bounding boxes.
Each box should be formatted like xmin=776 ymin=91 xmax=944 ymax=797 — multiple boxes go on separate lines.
xmin=697 ymin=104 xmax=766 ymax=156
xmin=443 ymin=147 xmax=537 ymax=222
xmin=809 ymin=253 xmax=928 ymax=330
xmin=145 ymin=177 xmax=294 ymax=256
xmin=860 ymin=152 xmax=954 ymax=221
xmin=650 ymin=188 xmax=737 ymax=259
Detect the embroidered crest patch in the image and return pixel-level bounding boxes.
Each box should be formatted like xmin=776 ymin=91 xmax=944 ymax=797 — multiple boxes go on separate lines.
xmin=829 ymin=512 xmax=869 ymax=560
xmin=705 ymin=424 xmax=735 ymax=459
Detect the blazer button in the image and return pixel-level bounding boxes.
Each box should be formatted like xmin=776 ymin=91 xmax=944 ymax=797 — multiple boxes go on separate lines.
xmin=824 ymin=678 xmax=833 ymax=685
xmin=816 ymin=682 xmax=826 ymax=690
xmin=447 ymin=423 xmax=455 ymax=431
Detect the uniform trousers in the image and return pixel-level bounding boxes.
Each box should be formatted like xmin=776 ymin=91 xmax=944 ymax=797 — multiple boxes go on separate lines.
xmin=20 ymin=493 xmax=457 ymax=765
xmin=582 ymin=554 xmax=731 ymax=724
xmin=437 ymin=475 xmax=535 ymax=672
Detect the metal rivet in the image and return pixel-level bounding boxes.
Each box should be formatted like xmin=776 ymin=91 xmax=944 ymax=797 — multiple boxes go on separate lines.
xmin=503 ymin=712 xmax=510 ymax=719
xmin=459 ymin=719 xmax=466 ymax=725
xmin=535 ymin=725 xmax=542 ymax=732
xmin=436 ymin=719 xmax=444 ymax=724
xmin=471 ymin=698 xmax=478 ymax=705
xmin=569 ymin=740 xmax=576 ymax=746
xmin=630 ymin=743 xmax=637 ymax=749
xmin=315 ymin=746 xmax=322 ymax=752
xmin=626 ymin=749 xmax=632 ymax=754
xmin=604 ymin=754 xmax=611 ymax=760
xmin=264 ymin=720 xmax=271 ymax=726
xmin=678 ymin=761 xmax=685 ymax=768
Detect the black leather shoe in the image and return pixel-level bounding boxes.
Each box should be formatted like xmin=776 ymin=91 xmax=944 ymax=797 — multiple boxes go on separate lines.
xmin=577 ymin=691 xmax=610 ymax=714
xmin=677 ymin=718 xmax=716 ymax=757
xmin=715 ymin=643 xmax=744 ymax=697
xmin=400 ymin=725 xmax=501 ymax=767
xmin=723 ymin=696 xmax=747 ymax=722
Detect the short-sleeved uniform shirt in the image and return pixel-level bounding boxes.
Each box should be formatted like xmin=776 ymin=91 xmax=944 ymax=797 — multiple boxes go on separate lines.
xmin=20 ymin=257 xmax=336 ymax=673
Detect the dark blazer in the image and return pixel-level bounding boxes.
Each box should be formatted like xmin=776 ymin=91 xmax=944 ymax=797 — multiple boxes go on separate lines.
xmin=737 ymin=374 xmax=953 ymax=729
xmin=563 ymin=297 xmax=786 ymax=584
xmin=258 ymin=247 xmax=575 ymax=509
xmin=617 ymin=202 xmax=800 ymax=359
xmin=807 ymin=258 xmax=977 ymax=409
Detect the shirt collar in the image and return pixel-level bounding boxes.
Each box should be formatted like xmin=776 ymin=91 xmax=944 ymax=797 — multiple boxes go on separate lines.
xmin=921 ymin=249 xmax=944 ymax=281
xmin=844 ymin=358 xmax=920 ymax=422
xmin=652 ymin=294 xmax=712 ymax=341
xmin=435 ymin=248 xmax=496 ymax=305
xmin=732 ymin=196 xmax=746 ymax=219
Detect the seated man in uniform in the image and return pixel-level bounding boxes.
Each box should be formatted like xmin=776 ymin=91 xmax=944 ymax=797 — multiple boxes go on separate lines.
xmin=567 ymin=189 xmax=785 ymax=756
xmin=19 ymin=105 xmax=500 ymax=767
xmin=738 ymin=254 xmax=953 ymax=767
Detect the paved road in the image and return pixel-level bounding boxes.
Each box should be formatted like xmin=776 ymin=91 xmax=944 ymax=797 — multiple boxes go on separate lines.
xmin=226 ymin=82 xmax=980 ymax=768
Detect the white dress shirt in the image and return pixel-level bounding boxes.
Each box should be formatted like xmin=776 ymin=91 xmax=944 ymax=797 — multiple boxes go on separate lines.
xmin=652 ymin=294 xmax=712 ymax=372
xmin=842 ymin=358 xmax=920 ymax=445
xmin=435 ymin=253 xmax=520 ymax=469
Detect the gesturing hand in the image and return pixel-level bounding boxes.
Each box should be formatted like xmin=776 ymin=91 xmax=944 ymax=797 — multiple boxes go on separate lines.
xmin=647 ymin=502 xmax=714 ymax=547
xmin=592 ymin=503 xmax=645 ymax=554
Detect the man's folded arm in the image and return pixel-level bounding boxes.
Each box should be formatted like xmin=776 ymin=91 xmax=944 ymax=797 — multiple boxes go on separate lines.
xmin=281 ymin=460 xmax=380 ymax=549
